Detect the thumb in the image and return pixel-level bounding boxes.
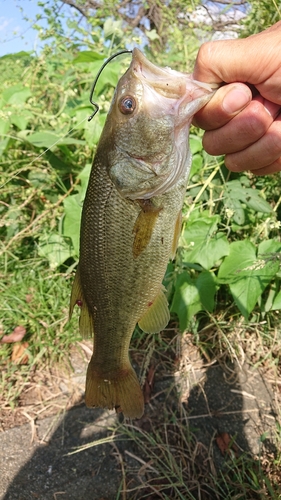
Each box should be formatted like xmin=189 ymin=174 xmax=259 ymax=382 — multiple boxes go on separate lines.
xmin=193 ymin=83 xmax=252 ymax=130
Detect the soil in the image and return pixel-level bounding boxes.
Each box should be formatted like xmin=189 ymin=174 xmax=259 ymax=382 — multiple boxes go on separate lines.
xmin=0 ymin=334 xmax=280 ymax=500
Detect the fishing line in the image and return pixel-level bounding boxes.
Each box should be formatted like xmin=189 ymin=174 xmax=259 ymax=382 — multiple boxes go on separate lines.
xmin=88 ymin=49 xmax=132 ymax=121
xmin=0 ymin=116 xmax=89 ymax=189
xmin=1 ymin=50 xmax=132 ymax=189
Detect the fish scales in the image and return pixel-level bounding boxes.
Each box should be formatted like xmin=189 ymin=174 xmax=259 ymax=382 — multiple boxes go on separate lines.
xmin=70 ymin=48 xmax=215 ymax=418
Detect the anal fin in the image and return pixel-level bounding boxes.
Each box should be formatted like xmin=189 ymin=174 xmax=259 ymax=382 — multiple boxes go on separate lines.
xmin=138 ymin=287 xmax=170 ymax=334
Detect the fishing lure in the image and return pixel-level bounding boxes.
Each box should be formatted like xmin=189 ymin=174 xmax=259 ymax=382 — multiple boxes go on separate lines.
xmin=88 ymin=49 xmax=132 ymax=122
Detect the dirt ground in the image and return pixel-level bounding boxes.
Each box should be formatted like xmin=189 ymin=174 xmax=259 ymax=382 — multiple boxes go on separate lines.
xmin=0 ymin=335 xmax=280 ymax=500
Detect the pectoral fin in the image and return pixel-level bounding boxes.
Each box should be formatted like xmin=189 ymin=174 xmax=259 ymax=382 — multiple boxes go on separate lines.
xmin=138 ymin=288 xmax=170 ymax=333
xmin=133 ymin=200 xmax=162 ymax=258
xmin=69 ymin=264 xmax=94 ymax=338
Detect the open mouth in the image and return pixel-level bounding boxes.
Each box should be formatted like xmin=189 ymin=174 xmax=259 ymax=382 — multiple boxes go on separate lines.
xmin=131 ymin=48 xmax=216 ymax=99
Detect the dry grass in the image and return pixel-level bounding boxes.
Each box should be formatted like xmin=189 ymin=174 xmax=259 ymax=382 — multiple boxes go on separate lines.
xmin=112 ymin=317 xmax=281 ymax=500
xmin=1 ymin=295 xmax=280 ymax=499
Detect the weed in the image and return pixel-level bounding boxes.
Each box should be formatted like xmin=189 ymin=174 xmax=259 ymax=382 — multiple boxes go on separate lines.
xmin=1 ymin=2 xmax=281 ymax=498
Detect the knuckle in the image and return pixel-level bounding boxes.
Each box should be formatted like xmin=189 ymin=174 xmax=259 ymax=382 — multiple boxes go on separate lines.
xmin=197 ymin=42 xmax=213 ymax=61
xmin=202 ymin=132 xmax=220 ymax=155
xmin=269 ymin=122 xmax=281 ymax=153
xmin=246 ymin=102 xmax=270 ymax=137
xmin=224 ymin=155 xmax=241 ymax=172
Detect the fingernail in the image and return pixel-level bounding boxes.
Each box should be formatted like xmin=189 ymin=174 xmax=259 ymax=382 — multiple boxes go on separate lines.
xmin=223 ymin=87 xmax=251 ymax=114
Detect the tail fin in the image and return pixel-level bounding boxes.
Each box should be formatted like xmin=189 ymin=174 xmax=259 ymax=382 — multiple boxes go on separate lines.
xmin=85 ymin=358 xmax=144 ymax=419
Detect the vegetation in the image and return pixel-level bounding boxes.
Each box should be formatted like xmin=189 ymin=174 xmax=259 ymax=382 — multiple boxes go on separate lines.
xmin=1 ymin=0 xmax=281 ymax=497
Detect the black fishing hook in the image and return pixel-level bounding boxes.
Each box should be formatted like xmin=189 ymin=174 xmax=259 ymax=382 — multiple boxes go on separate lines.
xmin=88 ymin=49 xmax=133 ymax=122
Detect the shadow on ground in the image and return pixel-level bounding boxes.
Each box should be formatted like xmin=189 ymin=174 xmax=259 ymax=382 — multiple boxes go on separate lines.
xmin=1 ymin=340 xmax=278 ymax=500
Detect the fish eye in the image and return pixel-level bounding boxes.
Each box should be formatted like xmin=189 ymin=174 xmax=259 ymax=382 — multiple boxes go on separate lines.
xmin=119 ymin=95 xmax=136 ymax=114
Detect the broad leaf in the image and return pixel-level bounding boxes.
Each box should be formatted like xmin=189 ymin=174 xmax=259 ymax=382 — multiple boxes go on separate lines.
xmin=190 ymin=153 xmax=203 ymax=177
xmin=26 ymin=131 xmax=85 ymax=148
xmin=181 ymin=215 xmax=229 ymax=270
xmin=94 ymin=64 xmax=121 ymax=95
xmin=225 ymin=180 xmax=272 ymax=220
xmin=0 ymin=119 xmax=10 ymax=135
xmin=45 ymin=151 xmax=71 ymax=173
xmin=2 ymin=85 xmax=32 ymax=106
xmin=218 ymin=240 xmax=280 ymax=318
xmin=10 ymin=111 xmax=33 ymax=130
xmin=103 ymin=18 xmax=123 ymax=39
xmin=271 ymin=290 xmax=281 ymax=311
xmin=189 ymin=134 xmax=203 ymax=154
xmin=63 ymin=196 xmax=82 ymax=255
xmin=38 ymin=234 xmax=75 ymax=269
xmin=224 ymin=196 xmax=245 ymax=225
xmin=171 ymin=270 xmax=216 ymax=330
xmin=72 ymin=51 xmax=104 ymax=63
xmin=78 ymin=164 xmax=91 ymax=198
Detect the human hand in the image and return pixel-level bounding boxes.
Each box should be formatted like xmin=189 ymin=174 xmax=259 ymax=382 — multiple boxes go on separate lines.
xmin=192 ymin=21 xmax=281 ymax=175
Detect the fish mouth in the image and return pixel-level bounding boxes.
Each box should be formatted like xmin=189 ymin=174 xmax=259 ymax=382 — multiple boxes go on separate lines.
xmin=131 ymin=47 xmax=216 ymax=100
xmin=111 ymin=49 xmax=218 ymax=201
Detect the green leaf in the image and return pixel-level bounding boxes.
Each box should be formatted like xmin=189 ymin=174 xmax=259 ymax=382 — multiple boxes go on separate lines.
xmin=71 ymin=106 xmax=93 ymax=130
xmin=218 ymin=240 xmax=279 ymax=319
xmin=0 ymin=137 xmax=10 ymax=154
xmin=62 ymin=164 xmax=91 ymax=255
xmin=219 ymin=240 xmax=281 ymax=281
xmin=26 ymin=131 xmax=85 ymax=148
xmin=0 ymin=119 xmax=10 ymax=135
xmin=225 ymin=180 xmax=272 ymax=217
xmin=77 ymin=164 xmax=91 ymax=198
xmin=72 ymin=51 xmax=104 ymax=63
xmin=63 ymin=196 xmax=82 ymax=255
xmin=271 ymin=290 xmax=281 ymax=310
xmin=145 ymin=29 xmax=160 ymax=41
xmin=28 ymin=170 xmax=51 ymax=189
xmin=190 ymin=153 xmax=203 ymax=177
xmin=26 ymin=131 xmax=63 ymax=148
xmin=45 ymin=151 xmax=71 ymax=173
xmin=103 ymin=18 xmax=123 ymax=39
xmin=242 ymin=190 xmax=272 ymax=213
xmin=171 ymin=272 xmax=199 ymax=330
xmin=56 ymin=137 xmax=86 ymax=146
xmin=85 ymin=112 xmax=106 ymax=145
xmin=10 ymin=111 xmax=33 ymax=130
xmin=224 ymin=197 xmax=245 ymax=225
xmin=171 ymin=270 xmax=216 ymax=331
xmin=94 ymin=64 xmax=120 ymax=95
xmin=189 ymin=134 xmax=203 ymax=155
xmin=258 ymin=239 xmax=281 ymax=256
xmin=181 ymin=215 xmax=229 ymax=270
xmin=197 ymin=271 xmax=217 ymax=311
xmin=2 ymin=85 xmax=32 ymax=106
xmin=218 ymin=240 xmax=256 ymax=281
xmin=38 ymin=234 xmax=75 ymax=269
xmin=0 ymin=51 xmax=31 ymax=61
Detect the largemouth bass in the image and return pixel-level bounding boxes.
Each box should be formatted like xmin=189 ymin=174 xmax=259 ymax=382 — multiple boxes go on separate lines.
xmin=70 ymin=48 xmax=215 ymax=418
